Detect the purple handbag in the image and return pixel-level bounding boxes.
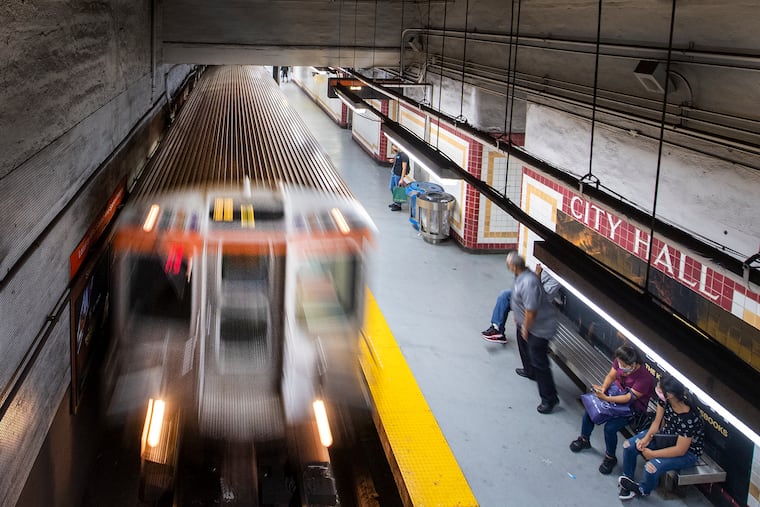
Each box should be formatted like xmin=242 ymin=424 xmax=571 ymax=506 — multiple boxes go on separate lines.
xmin=581 ymin=383 xmax=633 ymax=424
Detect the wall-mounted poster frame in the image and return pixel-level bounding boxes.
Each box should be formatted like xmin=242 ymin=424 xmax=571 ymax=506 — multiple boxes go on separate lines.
xmin=68 ymin=180 xmax=125 ymax=414
xmin=69 ymin=247 xmax=112 ymax=414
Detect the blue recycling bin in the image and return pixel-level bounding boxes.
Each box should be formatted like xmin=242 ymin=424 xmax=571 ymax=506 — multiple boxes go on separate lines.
xmin=406 ymin=181 xmax=444 ymax=230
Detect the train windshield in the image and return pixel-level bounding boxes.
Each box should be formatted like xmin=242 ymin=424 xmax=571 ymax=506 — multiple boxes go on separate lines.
xmin=127 ymin=254 xmax=192 ymax=321
xmin=214 ymin=252 xmax=276 ymax=371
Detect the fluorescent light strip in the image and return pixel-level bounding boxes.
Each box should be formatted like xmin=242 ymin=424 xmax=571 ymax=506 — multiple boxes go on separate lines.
xmin=541 ymin=264 xmax=760 ymax=447
xmin=382 ymin=131 xmax=433 ymax=173
xmin=382 ymin=131 xmax=459 ymax=185
xmin=335 ymin=89 xmax=367 ymax=114
xmin=335 ymin=88 xmax=367 ymax=114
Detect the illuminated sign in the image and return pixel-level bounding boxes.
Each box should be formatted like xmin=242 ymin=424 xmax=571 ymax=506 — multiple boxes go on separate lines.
xmin=70 ymin=181 xmax=126 ymax=279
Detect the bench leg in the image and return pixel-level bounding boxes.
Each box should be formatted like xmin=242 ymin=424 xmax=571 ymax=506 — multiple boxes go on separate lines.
xmin=660 ymin=473 xmax=686 ymax=498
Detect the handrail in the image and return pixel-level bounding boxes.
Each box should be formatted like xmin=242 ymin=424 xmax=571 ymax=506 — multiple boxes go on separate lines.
xmin=0 ymin=289 xmax=69 ymax=419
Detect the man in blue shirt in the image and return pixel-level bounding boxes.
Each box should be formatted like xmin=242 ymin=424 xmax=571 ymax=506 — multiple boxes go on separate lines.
xmin=507 ymin=251 xmax=560 ymax=414
xmin=387 ymin=145 xmax=409 ymax=211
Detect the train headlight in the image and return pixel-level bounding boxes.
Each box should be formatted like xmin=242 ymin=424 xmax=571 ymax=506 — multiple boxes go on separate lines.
xmin=312 ymin=399 xmax=333 ymax=448
xmin=142 ymin=398 xmax=166 ymax=449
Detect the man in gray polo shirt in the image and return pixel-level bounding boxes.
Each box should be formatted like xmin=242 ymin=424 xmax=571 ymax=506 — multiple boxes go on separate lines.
xmin=508 ymin=251 xmax=560 ymax=414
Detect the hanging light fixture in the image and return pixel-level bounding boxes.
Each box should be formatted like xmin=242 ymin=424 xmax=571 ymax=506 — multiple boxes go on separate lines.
xmin=334 ymin=85 xmax=367 ymax=114
xmin=381 ymin=120 xmax=462 ymax=181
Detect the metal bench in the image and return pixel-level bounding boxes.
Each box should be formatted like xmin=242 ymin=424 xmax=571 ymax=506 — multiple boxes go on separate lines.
xmin=664 ymin=453 xmax=726 ymax=488
xmin=549 ymin=318 xmax=610 ymax=390
xmin=549 ymin=317 xmax=726 ymax=491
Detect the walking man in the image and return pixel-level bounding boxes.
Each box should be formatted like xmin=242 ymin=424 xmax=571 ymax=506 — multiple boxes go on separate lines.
xmin=507 ymin=251 xmax=560 ymax=414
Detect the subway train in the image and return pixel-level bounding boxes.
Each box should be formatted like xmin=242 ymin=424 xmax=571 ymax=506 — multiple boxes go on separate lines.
xmin=106 ymin=66 xmax=375 ymax=505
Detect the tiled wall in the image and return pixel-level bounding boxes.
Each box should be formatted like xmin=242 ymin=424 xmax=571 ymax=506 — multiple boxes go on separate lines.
xmin=395 ymin=106 xmax=522 ymax=251
xmin=524 ymin=167 xmax=760 ymax=371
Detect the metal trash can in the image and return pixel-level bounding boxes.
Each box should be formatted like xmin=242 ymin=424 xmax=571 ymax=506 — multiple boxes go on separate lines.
xmin=416 ymin=191 xmax=456 ymax=244
xmin=406 ymin=181 xmax=444 ymax=230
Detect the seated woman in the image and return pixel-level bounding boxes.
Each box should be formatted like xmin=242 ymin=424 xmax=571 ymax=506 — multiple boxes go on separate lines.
xmin=569 ymin=345 xmax=655 ymax=474
xmin=618 ymin=374 xmax=705 ymax=500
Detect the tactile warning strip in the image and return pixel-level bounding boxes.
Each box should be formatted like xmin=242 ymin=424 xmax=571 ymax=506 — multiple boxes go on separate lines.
xmin=360 ymin=290 xmax=478 ymax=507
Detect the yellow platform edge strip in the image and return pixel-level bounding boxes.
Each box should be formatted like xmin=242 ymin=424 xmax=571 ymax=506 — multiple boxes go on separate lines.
xmin=360 ymin=290 xmax=479 ymax=507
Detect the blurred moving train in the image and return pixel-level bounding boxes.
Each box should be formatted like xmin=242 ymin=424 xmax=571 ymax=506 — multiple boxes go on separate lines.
xmin=107 ymin=66 xmax=375 ymax=505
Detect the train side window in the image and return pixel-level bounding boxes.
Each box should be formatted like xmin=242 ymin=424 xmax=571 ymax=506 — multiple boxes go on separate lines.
xmin=296 ymin=256 xmax=358 ymax=327
xmin=127 ymin=255 xmax=191 ymax=321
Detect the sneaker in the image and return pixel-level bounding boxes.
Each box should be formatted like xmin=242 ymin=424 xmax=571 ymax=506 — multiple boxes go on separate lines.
xmin=599 ymin=455 xmax=617 ymax=474
xmin=619 ymin=476 xmax=640 ymax=494
xmin=390 ymin=203 xmax=402 ymax=211
xmin=569 ymin=436 xmax=591 ymax=453
xmin=481 ymin=325 xmax=503 ymax=337
xmin=483 ymin=334 xmax=507 ymax=344
xmin=618 ymin=487 xmax=638 ymax=501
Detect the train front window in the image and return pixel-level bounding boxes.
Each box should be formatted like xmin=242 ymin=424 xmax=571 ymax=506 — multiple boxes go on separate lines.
xmin=221 ymin=254 xmax=269 ymax=286
xmin=218 ymin=308 xmax=269 ymax=369
xmin=127 ymin=255 xmax=192 ymax=321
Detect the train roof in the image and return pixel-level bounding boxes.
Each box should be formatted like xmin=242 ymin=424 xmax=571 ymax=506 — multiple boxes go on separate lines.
xmin=133 ymin=66 xmax=353 ymax=199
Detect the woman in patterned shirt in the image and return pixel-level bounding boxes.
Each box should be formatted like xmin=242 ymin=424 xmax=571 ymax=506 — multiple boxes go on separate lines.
xmin=617 ymin=374 xmax=704 ymax=500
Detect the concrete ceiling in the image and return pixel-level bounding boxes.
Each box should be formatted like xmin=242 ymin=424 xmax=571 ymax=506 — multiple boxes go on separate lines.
xmin=159 ymin=0 xmax=760 ymax=168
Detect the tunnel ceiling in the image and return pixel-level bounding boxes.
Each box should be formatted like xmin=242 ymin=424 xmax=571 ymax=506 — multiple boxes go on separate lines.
xmin=160 ymin=0 xmax=760 ymax=170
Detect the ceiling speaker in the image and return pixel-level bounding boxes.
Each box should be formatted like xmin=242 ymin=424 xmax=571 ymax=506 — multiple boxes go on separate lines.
xmin=633 ymin=60 xmax=667 ymax=94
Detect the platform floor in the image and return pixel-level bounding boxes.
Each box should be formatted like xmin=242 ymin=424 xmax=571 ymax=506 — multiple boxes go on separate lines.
xmin=281 ymin=80 xmax=712 ymax=507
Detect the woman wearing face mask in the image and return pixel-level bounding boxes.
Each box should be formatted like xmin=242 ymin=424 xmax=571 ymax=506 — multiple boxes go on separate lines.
xmin=617 ymin=374 xmax=704 ymax=500
xmin=569 ymin=345 xmax=655 ymax=475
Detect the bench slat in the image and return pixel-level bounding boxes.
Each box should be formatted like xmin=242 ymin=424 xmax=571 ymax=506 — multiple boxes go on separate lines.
xmin=549 ymin=322 xmax=610 ymax=390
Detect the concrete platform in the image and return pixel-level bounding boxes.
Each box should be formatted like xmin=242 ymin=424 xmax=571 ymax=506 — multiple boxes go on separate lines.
xmin=281 ymin=79 xmax=713 ymax=507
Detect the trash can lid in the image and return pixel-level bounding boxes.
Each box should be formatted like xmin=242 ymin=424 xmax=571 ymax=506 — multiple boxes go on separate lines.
xmin=408 ymin=181 xmax=445 ymax=193
xmin=419 ymin=191 xmax=455 ymax=203
xmin=420 ymin=182 xmax=445 ymax=193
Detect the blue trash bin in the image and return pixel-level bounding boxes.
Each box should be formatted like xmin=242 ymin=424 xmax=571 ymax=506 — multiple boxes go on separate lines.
xmin=406 ymin=181 xmax=444 ymax=230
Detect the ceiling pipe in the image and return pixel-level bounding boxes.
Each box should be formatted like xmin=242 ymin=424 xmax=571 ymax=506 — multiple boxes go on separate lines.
xmin=340 ymin=67 xmax=760 ymax=285
xmin=427 ymin=57 xmax=760 ymax=160
xmin=400 ymin=28 xmax=760 ymax=71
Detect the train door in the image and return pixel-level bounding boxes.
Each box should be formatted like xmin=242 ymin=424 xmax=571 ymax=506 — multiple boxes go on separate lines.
xmin=197 ymin=241 xmax=286 ymax=443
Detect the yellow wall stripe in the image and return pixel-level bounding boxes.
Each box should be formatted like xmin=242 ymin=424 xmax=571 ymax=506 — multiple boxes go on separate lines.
xmin=360 ymin=290 xmax=478 ymax=507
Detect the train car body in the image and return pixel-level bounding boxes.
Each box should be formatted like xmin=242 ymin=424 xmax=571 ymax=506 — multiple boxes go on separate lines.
xmin=108 ymin=66 xmax=375 ymax=505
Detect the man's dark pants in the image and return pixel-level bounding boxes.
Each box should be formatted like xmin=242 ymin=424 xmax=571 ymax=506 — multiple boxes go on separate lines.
xmin=516 ymin=327 xmax=558 ymax=404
